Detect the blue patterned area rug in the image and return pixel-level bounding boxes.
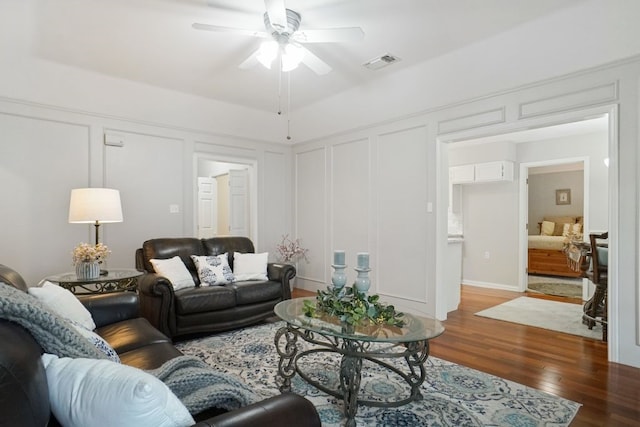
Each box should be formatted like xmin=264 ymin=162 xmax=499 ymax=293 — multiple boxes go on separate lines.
xmin=175 ymin=322 xmax=580 ymax=426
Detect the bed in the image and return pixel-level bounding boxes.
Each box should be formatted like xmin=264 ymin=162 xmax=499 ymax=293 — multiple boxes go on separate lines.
xmin=527 ymin=215 xmax=583 ymax=278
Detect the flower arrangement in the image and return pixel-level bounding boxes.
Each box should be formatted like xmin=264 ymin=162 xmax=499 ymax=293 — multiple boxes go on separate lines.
xmin=302 ymin=286 xmax=405 ymax=328
xmin=276 ymin=234 xmax=308 ymax=263
xmin=72 ymin=242 xmax=110 ymax=265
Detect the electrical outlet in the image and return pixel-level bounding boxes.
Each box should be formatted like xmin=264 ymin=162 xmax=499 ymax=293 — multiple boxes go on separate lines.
xmin=169 ymin=204 xmax=180 ymax=214
xmin=484 ymin=251 xmax=490 ymax=259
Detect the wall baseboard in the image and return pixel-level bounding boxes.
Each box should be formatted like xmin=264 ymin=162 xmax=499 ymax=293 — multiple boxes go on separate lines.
xmin=462 ymin=279 xmax=520 ymax=292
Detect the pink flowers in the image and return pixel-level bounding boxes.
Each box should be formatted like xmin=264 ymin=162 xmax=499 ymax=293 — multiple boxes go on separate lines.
xmin=276 ymin=235 xmax=308 ymax=263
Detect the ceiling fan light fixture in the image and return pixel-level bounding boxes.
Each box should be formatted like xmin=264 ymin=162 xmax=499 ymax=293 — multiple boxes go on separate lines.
xmin=257 ymin=40 xmax=279 ymax=69
xmin=281 ymin=43 xmax=304 ymax=72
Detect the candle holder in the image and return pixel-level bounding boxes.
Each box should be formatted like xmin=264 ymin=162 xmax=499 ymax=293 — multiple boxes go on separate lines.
xmin=331 ymin=264 xmax=347 ymax=289
xmin=354 ymin=267 xmax=371 ymax=294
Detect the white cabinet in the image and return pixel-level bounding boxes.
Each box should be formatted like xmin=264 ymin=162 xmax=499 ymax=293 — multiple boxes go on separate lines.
xmin=449 ymin=164 xmax=475 ymax=184
xmin=449 ymin=160 xmax=514 ymax=184
xmin=474 ymin=161 xmax=514 ymax=182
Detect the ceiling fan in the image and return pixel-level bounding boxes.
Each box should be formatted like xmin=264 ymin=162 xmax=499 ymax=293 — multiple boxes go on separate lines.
xmin=193 ymin=0 xmax=364 ymax=75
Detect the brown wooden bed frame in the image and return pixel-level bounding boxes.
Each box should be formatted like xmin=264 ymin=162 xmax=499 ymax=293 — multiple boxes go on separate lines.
xmin=527 ymin=248 xmax=582 ymax=278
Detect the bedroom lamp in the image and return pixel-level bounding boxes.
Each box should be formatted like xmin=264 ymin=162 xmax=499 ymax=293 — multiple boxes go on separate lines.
xmin=68 ymin=188 xmax=123 ymax=245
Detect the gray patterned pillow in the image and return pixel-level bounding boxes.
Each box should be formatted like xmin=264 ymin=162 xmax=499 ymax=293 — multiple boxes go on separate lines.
xmin=191 ymin=253 xmax=235 ymax=286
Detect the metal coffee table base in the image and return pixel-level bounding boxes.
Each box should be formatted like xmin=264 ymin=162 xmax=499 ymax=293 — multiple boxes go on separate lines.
xmin=275 ymin=324 xmax=429 ymax=427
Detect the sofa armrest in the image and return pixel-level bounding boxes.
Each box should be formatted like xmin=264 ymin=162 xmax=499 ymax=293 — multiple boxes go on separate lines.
xmin=137 ymin=273 xmax=177 ymax=339
xmin=193 ymin=394 xmax=320 ymax=427
xmin=78 ymin=292 xmax=139 ymax=328
xmin=267 ymin=263 xmax=296 ymax=300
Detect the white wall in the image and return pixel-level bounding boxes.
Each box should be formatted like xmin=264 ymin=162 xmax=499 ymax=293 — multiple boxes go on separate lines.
xmin=448 ymin=143 xmax=519 ymax=288
xmin=528 ymin=170 xmax=584 ymax=235
xmin=0 ymin=101 xmax=293 ymax=286
xmin=519 ymin=132 xmax=609 ymax=231
xmin=293 ymin=117 xmax=438 ymax=318
xmin=460 ymin=179 xmax=521 ymax=288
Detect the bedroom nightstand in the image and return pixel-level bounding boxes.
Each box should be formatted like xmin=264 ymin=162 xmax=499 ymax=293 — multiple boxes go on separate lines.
xmin=45 ymin=268 xmax=142 ymax=294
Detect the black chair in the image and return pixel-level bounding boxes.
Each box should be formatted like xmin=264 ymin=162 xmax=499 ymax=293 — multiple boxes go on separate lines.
xmin=583 ymin=232 xmax=608 ymax=341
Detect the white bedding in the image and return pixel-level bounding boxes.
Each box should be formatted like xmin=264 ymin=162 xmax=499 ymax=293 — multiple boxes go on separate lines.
xmin=528 ymin=235 xmax=566 ymax=251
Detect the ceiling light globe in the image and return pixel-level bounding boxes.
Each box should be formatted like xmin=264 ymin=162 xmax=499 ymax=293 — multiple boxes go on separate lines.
xmin=257 ymin=40 xmax=279 ymax=69
xmin=282 ymin=44 xmax=305 ymax=72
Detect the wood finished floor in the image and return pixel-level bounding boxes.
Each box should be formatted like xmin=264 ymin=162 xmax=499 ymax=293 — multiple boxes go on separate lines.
xmin=291 ymin=285 xmax=640 ymax=426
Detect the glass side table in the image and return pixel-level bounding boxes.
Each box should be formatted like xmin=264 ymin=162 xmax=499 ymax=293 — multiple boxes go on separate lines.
xmin=274 ymin=297 xmax=445 ymax=427
xmin=45 ymin=269 xmax=143 ymax=294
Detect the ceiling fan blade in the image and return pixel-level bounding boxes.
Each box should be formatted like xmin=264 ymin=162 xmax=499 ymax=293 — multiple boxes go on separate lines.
xmin=192 ymin=23 xmax=268 ymax=39
xmin=299 ymin=46 xmax=332 ymax=75
xmin=239 ymin=48 xmax=261 ymax=70
xmin=293 ymin=27 xmax=365 ymax=43
xmin=264 ymin=0 xmax=287 ymax=33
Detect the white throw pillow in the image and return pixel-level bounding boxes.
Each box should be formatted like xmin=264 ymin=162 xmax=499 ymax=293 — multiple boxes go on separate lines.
xmin=69 ymin=322 xmax=120 ymax=363
xmin=28 ymin=281 xmax=96 ymax=331
xmin=540 ymin=221 xmax=555 ymax=236
xmin=150 ymin=256 xmax=196 ymax=290
xmin=233 ymin=252 xmax=269 ymax=281
xmin=41 ymin=353 xmax=194 ymax=427
xmin=191 ymin=254 xmax=235 ymax=286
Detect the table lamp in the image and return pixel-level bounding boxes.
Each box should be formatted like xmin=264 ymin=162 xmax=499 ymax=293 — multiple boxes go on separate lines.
xmin=68 ymin=187 xmax=123 ymax=256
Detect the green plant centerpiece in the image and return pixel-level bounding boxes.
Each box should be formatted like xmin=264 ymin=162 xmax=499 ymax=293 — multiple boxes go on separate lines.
xmin=302 ymin=285 xmax=405 ymax=329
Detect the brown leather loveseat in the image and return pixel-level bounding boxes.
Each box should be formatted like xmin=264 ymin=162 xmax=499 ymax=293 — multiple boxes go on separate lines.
xmin=0 ymin=264 xmax=320 ymax=427
xmin=136 ymin=236 xmax=295 ymax=340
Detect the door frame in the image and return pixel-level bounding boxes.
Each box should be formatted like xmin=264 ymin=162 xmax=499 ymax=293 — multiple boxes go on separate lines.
xmin=438 ymin=104 xmax=617 ymax=362
xmin=518 ymin=157 xmax=590 ymax=299
xmin=193 ymin=153 xmax=258 ymax=245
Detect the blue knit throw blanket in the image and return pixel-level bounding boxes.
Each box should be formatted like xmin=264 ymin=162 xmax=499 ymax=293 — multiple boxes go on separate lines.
xmin=0 ymin=282 xmax=257 ymax=414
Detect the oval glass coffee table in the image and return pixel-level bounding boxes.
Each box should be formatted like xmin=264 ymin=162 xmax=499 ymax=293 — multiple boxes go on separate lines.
xmin=274 ymin=297 xmax=445 ymax=427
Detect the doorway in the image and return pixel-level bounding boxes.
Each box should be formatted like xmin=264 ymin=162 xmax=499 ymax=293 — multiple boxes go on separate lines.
xmin=520 ymin=159 xmax=589 ymax=300
xmin=440 ymin=107 xmax=616 ymax=360
xmin=194 ymin=156 xmax=257 ymax=243
xmin=446 ymin=116 xmax=608 ymax=291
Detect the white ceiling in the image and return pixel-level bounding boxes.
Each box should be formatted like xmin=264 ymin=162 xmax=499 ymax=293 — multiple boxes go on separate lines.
xmin=31 ymin=0 xmax=587 ymax=113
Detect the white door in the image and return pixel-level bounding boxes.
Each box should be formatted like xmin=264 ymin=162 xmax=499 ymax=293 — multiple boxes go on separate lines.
xmin=197 ymin=177 xmax=217 ymax=238
xmin=228 ymin=169 xmax=249 ymax=237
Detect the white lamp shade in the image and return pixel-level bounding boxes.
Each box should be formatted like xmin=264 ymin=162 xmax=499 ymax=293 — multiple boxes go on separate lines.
xmin=68 ymin=188 xmax=123 ymax=224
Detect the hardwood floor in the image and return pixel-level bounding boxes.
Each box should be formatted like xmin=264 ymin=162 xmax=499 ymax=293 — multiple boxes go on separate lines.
xmin=291 ymin=285 xmax=640 ymax=426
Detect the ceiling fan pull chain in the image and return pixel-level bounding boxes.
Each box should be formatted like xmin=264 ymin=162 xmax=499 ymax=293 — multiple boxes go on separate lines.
xmin=277 ymin=55 xmax=283 ymax=115
xmin=287 ymin=70 xmax=292 ymax=140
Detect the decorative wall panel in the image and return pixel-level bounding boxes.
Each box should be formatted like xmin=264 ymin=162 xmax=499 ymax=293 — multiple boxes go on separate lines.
xmin=376 ymin=125 xmax=429 ymax=303
xmin=331 ymin=138 xmax=369 ymax=285
xmin=437 ymin=108 xmax=505 ymax=134
xmin=295 ymin=147 xmax=326 ymax=284
xmin=519 ymin=82 xmax=618 ymax=119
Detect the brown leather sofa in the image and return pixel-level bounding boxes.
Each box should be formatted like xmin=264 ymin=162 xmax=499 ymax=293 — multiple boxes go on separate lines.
xmin=136 ymin=236 xmax=295 ymax=340
xmin=0 ymin=264 xmax=320 ymax=427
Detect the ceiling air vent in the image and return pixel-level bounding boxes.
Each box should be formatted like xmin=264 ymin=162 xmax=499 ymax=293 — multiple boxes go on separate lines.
xmin=363 ymin=53 xmax=401 ymax=70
